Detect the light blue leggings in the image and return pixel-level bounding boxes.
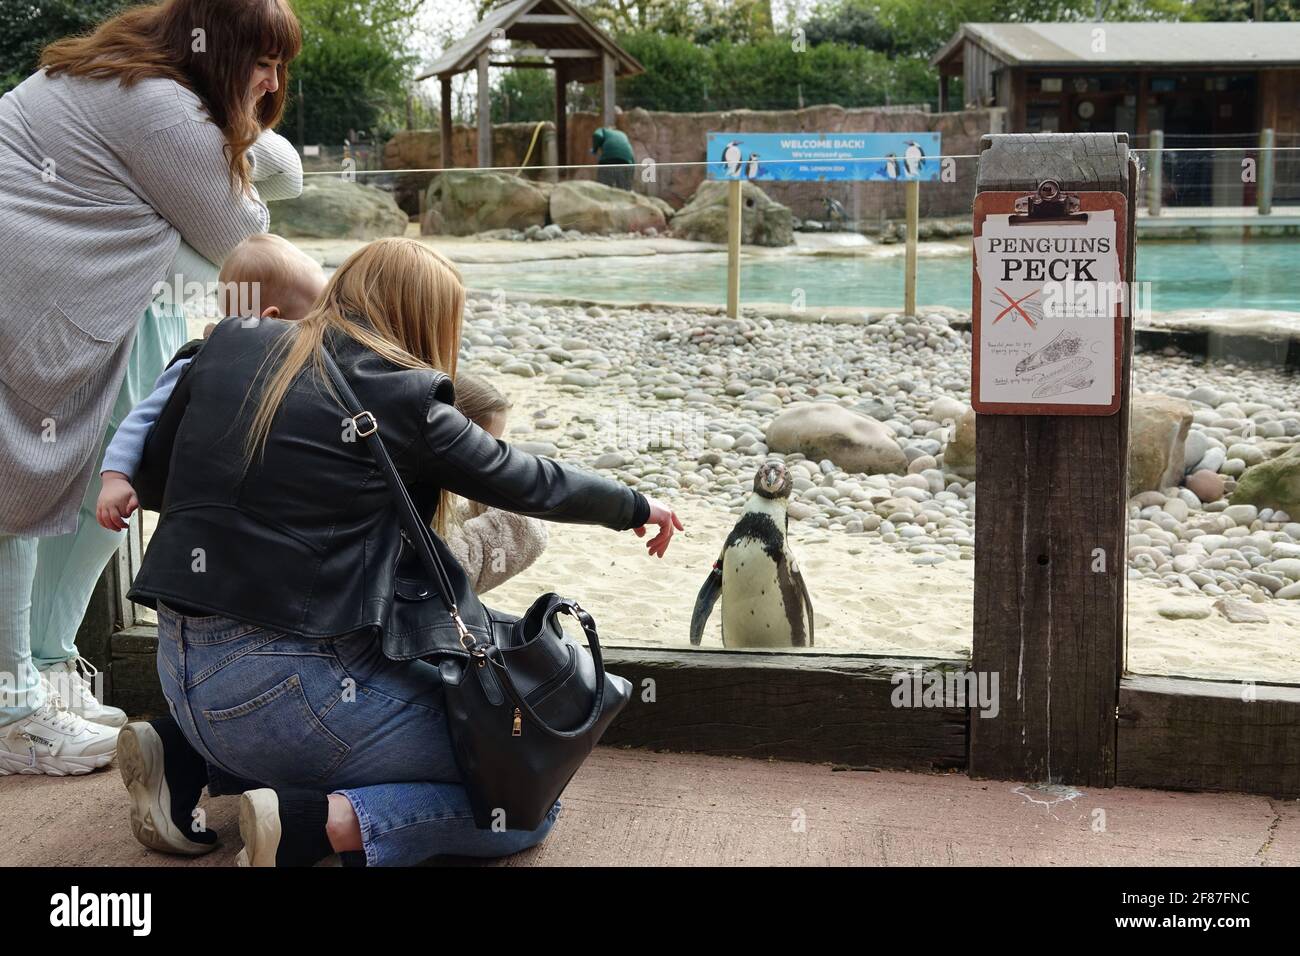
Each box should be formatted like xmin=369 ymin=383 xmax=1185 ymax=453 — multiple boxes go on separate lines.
xmin=0 ymin=300 xmax=186 ymax=726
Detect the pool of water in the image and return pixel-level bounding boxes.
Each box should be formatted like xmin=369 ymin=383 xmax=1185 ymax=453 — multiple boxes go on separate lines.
xmin=457 ymin=239 xmax=1300 ymax=313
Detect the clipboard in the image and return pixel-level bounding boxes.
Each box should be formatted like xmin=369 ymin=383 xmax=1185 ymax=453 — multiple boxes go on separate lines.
xmin=971 ymin=180 xmax=1127 ymax=416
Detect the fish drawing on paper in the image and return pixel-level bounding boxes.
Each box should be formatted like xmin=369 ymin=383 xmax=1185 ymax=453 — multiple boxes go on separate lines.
xmin=1031 ymin=356 xmax=1094 ymax=398
xmin=1015 ymin=329 xmax=1086 ymax=375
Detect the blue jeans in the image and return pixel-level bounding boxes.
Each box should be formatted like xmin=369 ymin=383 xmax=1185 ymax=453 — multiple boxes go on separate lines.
xmin=155 ymin=603 xmax=560 ymax=866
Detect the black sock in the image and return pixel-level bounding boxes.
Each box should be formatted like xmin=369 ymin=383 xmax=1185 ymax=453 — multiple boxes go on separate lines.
xmin=273 ymin=789 xmax=335 ymax=867
xmin=149 ymin=717 xmax=217 ymax=846
xmin=339 ymin=850 xmax=367 ymax=868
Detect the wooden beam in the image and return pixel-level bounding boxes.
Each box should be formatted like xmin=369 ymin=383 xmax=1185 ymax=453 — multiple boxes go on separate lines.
xmin=497 ymin=48 xmax=597 ymax=59
xmin=554 ymin=62 xmax=568 ymax=177
xmin=602 ymin=50 xmax=616 ymax=127
xmin=969 ymin=133 xmax=1134 ymax=788
xmin=1119 ymin=675 xmax=1300 ymax=798
xmin=440 ymin=76 xmax=453 ymax=171
xmin=516 ymin=13 xmax=579 ymax=24
xmin=601 ymin=650 xmax=967 ymax=770
xmin=476 ymin=51 xmax=491 ymax=169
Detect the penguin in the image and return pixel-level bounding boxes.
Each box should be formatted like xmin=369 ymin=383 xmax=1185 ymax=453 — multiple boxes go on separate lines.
xmin=690 ymin=460 xmax=814 ymax=649
xmin=822 ymin=196 xmax=847 ymax=229
xmin=745 ymin=152 xmax=761 ymax=179
xmin=884 ymin=154 xmax=899 ymax=180
xmin=903 ymin=141 xmax=926 ymax=178
xmin=721 ymin=140 xmax=743 ymax=178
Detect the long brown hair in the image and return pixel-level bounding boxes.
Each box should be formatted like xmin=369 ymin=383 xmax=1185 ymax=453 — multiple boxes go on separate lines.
xmin=244 ymin=238 xmax=467 ymax=537
xmin=40 ymin=0 xmax=301 ymax=195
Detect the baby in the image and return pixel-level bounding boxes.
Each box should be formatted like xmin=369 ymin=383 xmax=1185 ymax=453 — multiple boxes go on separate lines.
xmin=96 ymin=234 xmax=326 ymax=530
xmin=445 ymin=373 xmax=550 ymax=593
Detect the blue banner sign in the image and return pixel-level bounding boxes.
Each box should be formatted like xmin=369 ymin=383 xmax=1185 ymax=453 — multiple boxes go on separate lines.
xmin=706 ymin=131 xmax=942 ymax=182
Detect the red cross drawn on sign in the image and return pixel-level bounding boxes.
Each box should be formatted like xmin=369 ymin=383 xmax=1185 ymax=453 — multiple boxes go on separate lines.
xmin=992 ymin=288 xmax=1037 ymax=329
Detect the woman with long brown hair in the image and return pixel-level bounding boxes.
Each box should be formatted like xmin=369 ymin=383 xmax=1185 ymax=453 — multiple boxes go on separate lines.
xmin=0 ymin=0 xmax=303 ymax=775
xmin=124 ymin=237 xmax=683 ymax=865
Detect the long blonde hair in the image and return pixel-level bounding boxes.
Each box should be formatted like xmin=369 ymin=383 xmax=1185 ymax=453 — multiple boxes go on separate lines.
xmin=40 ymin=0 xmax=301 ymax=195
xmin=244 ymin=238 xmax=466 ymax=536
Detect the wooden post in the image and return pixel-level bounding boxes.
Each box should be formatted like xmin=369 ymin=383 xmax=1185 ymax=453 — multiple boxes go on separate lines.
xmin=1147 ymin=128 xmax=1163 ymax=217
xmin=476 ymin=51 xmax=492 ymax=168
xmin=554 ymin=64 xmax=568 ymax=180
xmin=602 ymin=51 xmax=616 ymax=127
xmin=969 ymin=133 xmax=1135 ymax=788
xmin=726 ymin=178 xmax=742 ymax=318
xmin=904 ymin=179 xmax=919 ymax=316
xmin=1258 ymin=127 xmax=1275 ymax=216
xmin=440 ymin=76 xmax=453 ymax=171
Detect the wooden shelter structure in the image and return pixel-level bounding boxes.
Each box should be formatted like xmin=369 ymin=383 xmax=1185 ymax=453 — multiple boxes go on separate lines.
xmin=415 ymin=0 xmax=645 ymax=172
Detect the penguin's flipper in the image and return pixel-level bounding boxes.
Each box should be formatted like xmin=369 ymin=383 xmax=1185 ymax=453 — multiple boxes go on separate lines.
xmin=793 ymin=559 xmax=815 ymax=648
xmin=689 ymin=555 xmax=724 ymax=646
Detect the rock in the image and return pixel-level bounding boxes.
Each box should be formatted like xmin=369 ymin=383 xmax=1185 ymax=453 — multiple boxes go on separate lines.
xmin=549 ymin=180 xmax=668 ymax=235
xmin=943 ymin=406 xmax=977 ymax=479
xmin=269 ymin=177 xmax=408 ymax=240
xmin=1185 ymin=469 xmax=1225 ymax=503
xmin=1156 ymin=601 xmax=1211 ymax=620
xmin=929 ymin=397 xmax=967 ymax=426
xmin=1227 ymin=442 xmax=1266 ymax=466
xmin=1183 ymin=431 xmax=1213 ymax=473
xmin=764 ymin=403 xmax=907 ymax=475
xmin=1230 ymin=447 xmax=1300 ymax=515
xmin=1198 ymin=447 xmax=1227 ymax=474
xmin=513 ymin=441 xmax=559 ymax=457
xmin=670 ymin=179 xmax=794 ymax=247
xmin=1213 ymin=598 xmax=1269 ymax=623
xmin=1128 ymin=393 xmax=1194 ymax=494
xmin=422 ymin=171 xmax=548 ymax=236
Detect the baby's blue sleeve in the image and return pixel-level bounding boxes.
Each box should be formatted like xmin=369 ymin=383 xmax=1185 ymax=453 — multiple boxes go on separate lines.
xmin=101 ymin=358 xmax=193 ymax=479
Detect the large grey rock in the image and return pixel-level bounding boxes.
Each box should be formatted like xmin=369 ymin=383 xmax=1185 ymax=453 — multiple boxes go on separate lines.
xmin=549 ymin=180 xmax=667 ymax=235
xmin=1129 ymin=393 xmax=1194 ymax=495
xmin=671 ymin=180 xmax=794 ymax=247
xmin=764 ymin=403 xmax=906 ymax=475
xmin=270 ymin=177 xmax=408 ymax=240
xmin=422 ymin=171 xmax=548 ymax=236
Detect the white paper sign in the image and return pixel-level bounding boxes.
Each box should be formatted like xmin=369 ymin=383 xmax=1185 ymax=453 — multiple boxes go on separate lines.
xmin=974 ymin=211 xmax=1120 ymax=408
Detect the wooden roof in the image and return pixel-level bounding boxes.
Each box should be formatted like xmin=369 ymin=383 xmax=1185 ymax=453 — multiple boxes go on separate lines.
xmin=416 ymin=0 xmax=644 ymax=83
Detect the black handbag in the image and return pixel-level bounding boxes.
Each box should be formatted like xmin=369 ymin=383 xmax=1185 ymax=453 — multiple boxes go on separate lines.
xmin=320 ymin=349 xmax=632 ymax=832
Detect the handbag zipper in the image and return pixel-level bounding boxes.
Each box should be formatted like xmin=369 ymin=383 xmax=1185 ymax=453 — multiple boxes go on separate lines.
xmin=512 ymin=707 xmax=522 ymax=737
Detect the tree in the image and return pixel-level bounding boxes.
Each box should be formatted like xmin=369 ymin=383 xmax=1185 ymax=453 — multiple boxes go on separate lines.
xmin=0 ymin=0 xmax=128 ymax=93
xmin=492 ymin=67 xmax=553 ymax=123
xmin=286 ymin=0 xmax=428 ymax=145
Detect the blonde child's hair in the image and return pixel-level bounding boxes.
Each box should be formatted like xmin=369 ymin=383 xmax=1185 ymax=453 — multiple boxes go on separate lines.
xmin=453 ymin=372 xmax=512 ymax=427
xmin=218 ymin=233 xmax=326 ymax=323
xmin=242 ymin=237 xmax=466 ymax=537
xmin=445 ymin=372 xmax=513 ymax=534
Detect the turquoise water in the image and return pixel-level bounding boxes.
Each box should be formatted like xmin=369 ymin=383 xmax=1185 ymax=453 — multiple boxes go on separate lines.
xmin=457 ymin=239 xmax=1300 ymax=313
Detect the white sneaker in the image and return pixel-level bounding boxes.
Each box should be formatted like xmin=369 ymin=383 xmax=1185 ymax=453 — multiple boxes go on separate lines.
xmin=42 ymin=657 xmax=127 ymax=728
xmin=0 ymin=685 xmax=119 ymax=776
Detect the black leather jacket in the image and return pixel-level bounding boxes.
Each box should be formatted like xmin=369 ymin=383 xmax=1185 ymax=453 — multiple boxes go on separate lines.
xmin=128 ymin=317 xmax=650 ymax=638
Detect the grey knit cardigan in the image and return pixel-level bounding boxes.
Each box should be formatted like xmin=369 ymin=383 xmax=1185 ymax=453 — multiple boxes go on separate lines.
xmin=0 ymin=70 xmax=302 ymax=536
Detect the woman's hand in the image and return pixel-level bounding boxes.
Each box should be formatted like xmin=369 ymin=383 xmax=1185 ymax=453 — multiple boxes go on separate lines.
xmin=633 ymin=497 xmax=683 ymax=558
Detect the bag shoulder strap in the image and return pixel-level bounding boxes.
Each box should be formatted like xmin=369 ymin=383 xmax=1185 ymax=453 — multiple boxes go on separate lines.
xmin=319 ymin=348 xmax=478 ymax=652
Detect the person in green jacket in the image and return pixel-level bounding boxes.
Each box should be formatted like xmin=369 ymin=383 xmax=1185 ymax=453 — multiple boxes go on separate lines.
xmin=591 ymin=126 xmax=634 ymax=190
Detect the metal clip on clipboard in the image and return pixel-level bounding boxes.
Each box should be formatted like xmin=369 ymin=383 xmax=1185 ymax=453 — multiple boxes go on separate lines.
xmin=1009 ymin=179 xmax=1089 ymax=225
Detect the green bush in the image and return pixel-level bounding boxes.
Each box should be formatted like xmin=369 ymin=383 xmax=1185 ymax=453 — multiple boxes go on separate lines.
xmin=615 ymin=32 xmax=938 ymax=111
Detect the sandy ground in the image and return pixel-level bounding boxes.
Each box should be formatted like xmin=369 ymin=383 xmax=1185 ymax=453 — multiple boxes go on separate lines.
xmin=476 ymin=368 xmax=1300 ymax=685
xmin=2 ymin=747 xmax=1296 ymax=866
